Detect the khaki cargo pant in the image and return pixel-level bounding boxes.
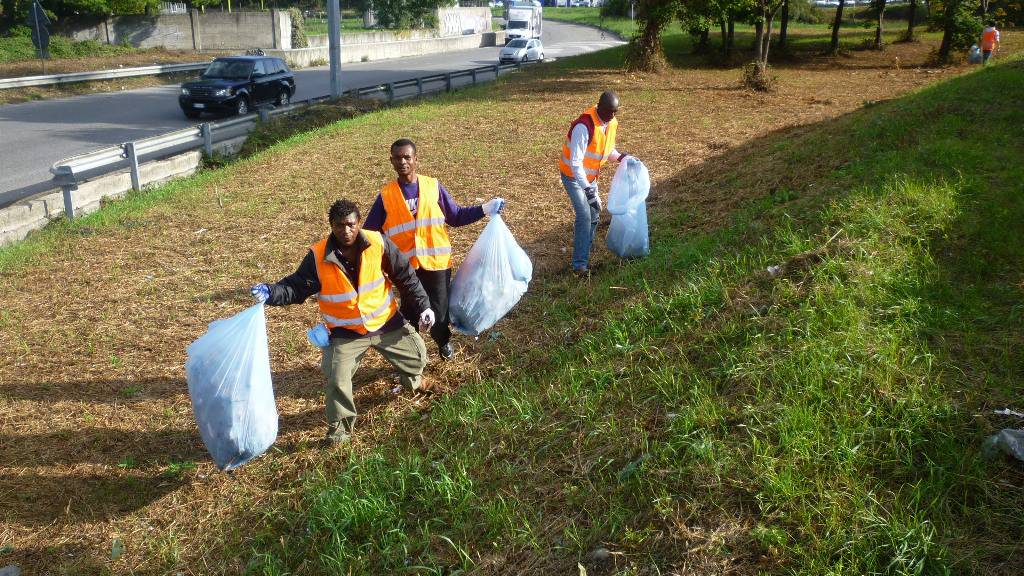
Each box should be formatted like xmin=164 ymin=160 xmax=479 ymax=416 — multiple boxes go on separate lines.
xmin=320 ymin=323 xmax=427 ymax=438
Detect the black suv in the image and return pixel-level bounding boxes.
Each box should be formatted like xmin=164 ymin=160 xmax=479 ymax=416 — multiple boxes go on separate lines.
xmin=179 ymin=56 xmax=296 ymax=119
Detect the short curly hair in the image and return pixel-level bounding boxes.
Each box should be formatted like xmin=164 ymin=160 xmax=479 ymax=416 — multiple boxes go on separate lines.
xmin=328 ymin=199 xmax=360 ymax=224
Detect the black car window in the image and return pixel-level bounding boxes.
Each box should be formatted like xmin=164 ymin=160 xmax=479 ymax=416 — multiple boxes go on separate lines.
xmin=203 ymin=60 xmax=253 ymax=80
xmin=277 ymin=59 xmax=290 ymax=73
xmin=253 ymin=60 xmax=268 ymax=76
xmin=265 ymin=59 xmax=280 ymax=74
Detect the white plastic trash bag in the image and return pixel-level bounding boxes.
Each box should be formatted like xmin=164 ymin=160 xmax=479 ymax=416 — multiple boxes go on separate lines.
xmin=968 ymin=44 xmax=982 ymax=64
xmin=607 ymin=203 xmax=650 ymax=259
xmin=449 ymin=214 xmax=533 ymax=335
xmin=606 ymin=156 xmax=650 ymax=216
xmin=186 ymin=303 xmax=278 ymax=471
xmin=606 ymin=157 xmax=651 ymax=259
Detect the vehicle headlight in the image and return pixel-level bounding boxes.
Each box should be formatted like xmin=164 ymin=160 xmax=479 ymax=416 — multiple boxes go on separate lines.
xmin=180 ymin=88 xmax=190 ymax=96
xmin=214 ymin=88 xmax=232 ymax=97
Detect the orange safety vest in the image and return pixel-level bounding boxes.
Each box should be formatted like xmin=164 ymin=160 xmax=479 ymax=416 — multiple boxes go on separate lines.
xmin=311 ymin=231 xmax=398 ymax=334
xmin=558 ymin=106 xmax=618 ymax=185
xmin=982 ymin=28 xmax=998 ymax=50
xmin=380 ymin=175 xmax=452 ymax=271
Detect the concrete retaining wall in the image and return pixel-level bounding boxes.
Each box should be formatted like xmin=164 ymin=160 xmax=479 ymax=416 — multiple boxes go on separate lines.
xmin=0 ymin=141 xmax=246 ymax=246
xmin=268 ymin=30 xmax=504 ymax=68
xmin=64 ymin=10 xmax=291 ymax=50
xmin=437 ymin=7 xmax=492 ymax=36
xmin=306 ymin=28 xmax=440 ymax=48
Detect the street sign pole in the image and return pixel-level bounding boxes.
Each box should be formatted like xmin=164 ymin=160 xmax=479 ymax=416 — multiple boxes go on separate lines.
xmin=327 ymin=0 xmax=343 ymax=98
xmin=27 ymin=0 xmax=51 ymax=74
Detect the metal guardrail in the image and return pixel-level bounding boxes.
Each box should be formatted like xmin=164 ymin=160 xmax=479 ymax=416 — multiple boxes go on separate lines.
xmin=0 ymin=62 xmax=209 ymax=90
xmin=43 ymin=61 xmax=534 ymax=219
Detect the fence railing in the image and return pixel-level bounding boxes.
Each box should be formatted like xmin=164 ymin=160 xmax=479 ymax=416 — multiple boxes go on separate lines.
xmin=0 ymin=62 xmax=210 ymax=90
xmin=45 ymin=61 xmax=533 ymax=220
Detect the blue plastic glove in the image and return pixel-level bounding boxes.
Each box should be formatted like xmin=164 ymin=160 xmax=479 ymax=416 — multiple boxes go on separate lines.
xmin=483 ymin=197 xmax=505 ymax=216
xmin=250 ymin=283 xmax=269 ymax=303
xmin=306 ymin=323 xmax=329 ymax=348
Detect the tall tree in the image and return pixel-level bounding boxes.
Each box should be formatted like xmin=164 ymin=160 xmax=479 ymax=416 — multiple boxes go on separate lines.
xmin=778 ymin=0 xmax=789 ymax=49
xmin=873 ymin=0 xmax=887 ymax=48
xmin=625 ymin=0 xmax=680 ymax=72
xmin=828 ymin=0 xmax=845 ymax=53
xmin=905 ymin=0 xmax=918 ymax=40
xmin=937 ymin=0 xmax=981 ymax=62
xmin=751 ymin=0 xmax=784 ymax=75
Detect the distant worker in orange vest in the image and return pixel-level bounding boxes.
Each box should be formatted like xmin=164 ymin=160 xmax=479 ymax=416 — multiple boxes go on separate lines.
xmin=250 ymin=199 xmax=435 ymax=446
xmin=558 ymin=91 xmax=632 ymax=276
xmin=981 ymin=21 xmax=1001 ymax=65
xmin=363 ymin=138 xmax=505 ymax=361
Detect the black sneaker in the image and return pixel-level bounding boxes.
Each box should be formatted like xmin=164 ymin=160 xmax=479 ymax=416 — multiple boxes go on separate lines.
xmin=439 ymin=343 xmax=454 ymax=360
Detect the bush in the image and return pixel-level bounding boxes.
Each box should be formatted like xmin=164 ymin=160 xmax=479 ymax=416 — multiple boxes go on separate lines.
xmin=289 ymin=7 xmax=309 ymax=48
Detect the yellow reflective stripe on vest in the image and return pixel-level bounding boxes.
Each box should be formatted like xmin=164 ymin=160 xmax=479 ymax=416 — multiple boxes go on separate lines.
xmin=321 ymin=291 xmax=394 ymax=326
xmin=384 ymin=217 xmax=445 ymax=238
xmin=318 ymin=290 xmax=357 ymax=303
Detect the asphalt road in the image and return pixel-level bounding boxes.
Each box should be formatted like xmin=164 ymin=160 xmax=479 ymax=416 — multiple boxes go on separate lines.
xmin=0 ymin=20 xmax=623 ymax=207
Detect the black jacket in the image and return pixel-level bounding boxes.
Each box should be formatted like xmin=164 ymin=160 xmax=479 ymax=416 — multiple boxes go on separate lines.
xmin=266 ymin=231 xmax=431 ymax=339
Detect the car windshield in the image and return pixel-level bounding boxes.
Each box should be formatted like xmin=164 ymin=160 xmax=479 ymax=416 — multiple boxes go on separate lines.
xmin=507 ymin=39 xmax=528 ymax=48
xmin=508 ymin=20 xmax=528 ymax=29
xmin=203 ymin=60 xmax=254 ymax=79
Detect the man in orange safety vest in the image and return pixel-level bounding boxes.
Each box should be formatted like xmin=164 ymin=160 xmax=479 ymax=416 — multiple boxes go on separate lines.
xmin=981 ymin=21 xmax=1001 ymax=65
xmin=251 ymin=199 xmax=435 ymax=446
xmin=558 ymin=91 xmax=631 ymax=276
xmin=363 ymin=139 xmax=505 ymax=361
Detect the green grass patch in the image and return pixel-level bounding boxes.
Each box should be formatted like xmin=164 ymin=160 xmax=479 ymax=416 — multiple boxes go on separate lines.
xmin=0 ymin=28 xmax=139 ymax=63
xmin=240 ymin=57 xmax=1024 ymax=575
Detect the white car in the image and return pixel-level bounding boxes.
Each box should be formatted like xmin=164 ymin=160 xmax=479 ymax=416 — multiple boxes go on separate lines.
xmin=500 ymin=38 xmax=545 ymax=64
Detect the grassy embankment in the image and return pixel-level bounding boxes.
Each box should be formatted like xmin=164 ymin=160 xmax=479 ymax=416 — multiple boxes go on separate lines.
xmin=0 ymin=22 xmax=1021 ymax=576
xmin=545 ymin=6 xmax=942 ymax=54
xmin=239 ymin=54 xmax=1024 ymax=575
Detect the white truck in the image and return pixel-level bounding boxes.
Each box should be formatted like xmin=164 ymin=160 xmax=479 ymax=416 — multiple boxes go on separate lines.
xmin=505 ymin=2 xmax=543 ymax=42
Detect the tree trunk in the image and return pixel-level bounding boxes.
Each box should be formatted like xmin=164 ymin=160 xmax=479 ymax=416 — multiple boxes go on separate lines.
xmin=874 ymin=0 xmax=886 ymax=49
xmin=905 ymin=0 xmax=917 ymax=40
xmin=727 ymin=14 xmax=735 ymax=58
xmin=762 ymin=12 xmax=774 ymax=64
xmin=719 ymin=17 xmax=728 ymax=54
xmin=779 ymin=0 xmax=790 ymax=50
xmin=829 ymin=0 xmax=845 ymax=54
xmin=625 ymin=0 xmax=672 ymax=72
xmin=696 ymin=27 xmax=710 ymax=53
xmin=754 ymin=20 xmax=764 ymax=62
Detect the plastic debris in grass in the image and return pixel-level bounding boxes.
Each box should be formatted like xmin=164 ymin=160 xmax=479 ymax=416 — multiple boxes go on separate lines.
xmin=983 ymin=429 xmax=1024 ymax=462
xmin=449 ymin=214 xmax=533 ymax=336
xmin=606 ymin=157 xmax=651 ymax=259
xmin=186 ymin=303 xmax=278 ymax=471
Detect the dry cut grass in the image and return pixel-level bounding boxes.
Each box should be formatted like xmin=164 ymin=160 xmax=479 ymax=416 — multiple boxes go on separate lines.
xmin=0 ymin=35 xmax=1013 ymax=574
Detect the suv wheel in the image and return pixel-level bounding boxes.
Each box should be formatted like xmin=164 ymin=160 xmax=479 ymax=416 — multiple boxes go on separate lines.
xmin=236 ymin=96 xmax=250 ymax=116
xmin=277 ymin=89 xmax=290 ymax=107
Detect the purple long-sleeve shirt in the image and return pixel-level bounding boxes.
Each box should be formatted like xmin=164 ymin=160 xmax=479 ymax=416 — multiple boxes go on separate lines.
xmin=363 ymin=177 xmax=485 ymax=232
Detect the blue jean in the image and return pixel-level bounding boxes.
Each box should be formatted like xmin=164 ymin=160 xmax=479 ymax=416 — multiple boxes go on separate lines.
xmin=561 ymin=173 xmax=599 ymax=271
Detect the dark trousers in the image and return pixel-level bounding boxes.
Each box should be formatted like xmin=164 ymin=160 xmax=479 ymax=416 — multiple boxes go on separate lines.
xmin=400 ymin=267 xmax=452 ymax=348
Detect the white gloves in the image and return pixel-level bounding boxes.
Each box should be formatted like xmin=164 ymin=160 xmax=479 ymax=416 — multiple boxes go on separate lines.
xmin=483 ymin=197 xmax=505 ymax=216
xmin=419 ymin=308 xmax=435 ymax=332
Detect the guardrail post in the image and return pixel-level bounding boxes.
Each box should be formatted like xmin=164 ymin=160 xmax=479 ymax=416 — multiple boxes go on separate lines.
xmin=471 ymin=68 xmax=477 ymax=85
xmin=258 ymin=108 xmax=270 ymax=123
xmin=416 ymin=77 xmax=423 ymax=96
xmin=61 ymin=185 xmax=75 ymax=220
xmin=201 ymin=123 xmax=213 ymax=156
xmin=492 ymin=64 xmax=499 ymax=78
xmin=386 ymin=83 xmax=394 ymax=103
xmin=124 ymin=142 xmax=141 ymax=192
xmin=445 ymin=73 xmax=452 ymax=92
